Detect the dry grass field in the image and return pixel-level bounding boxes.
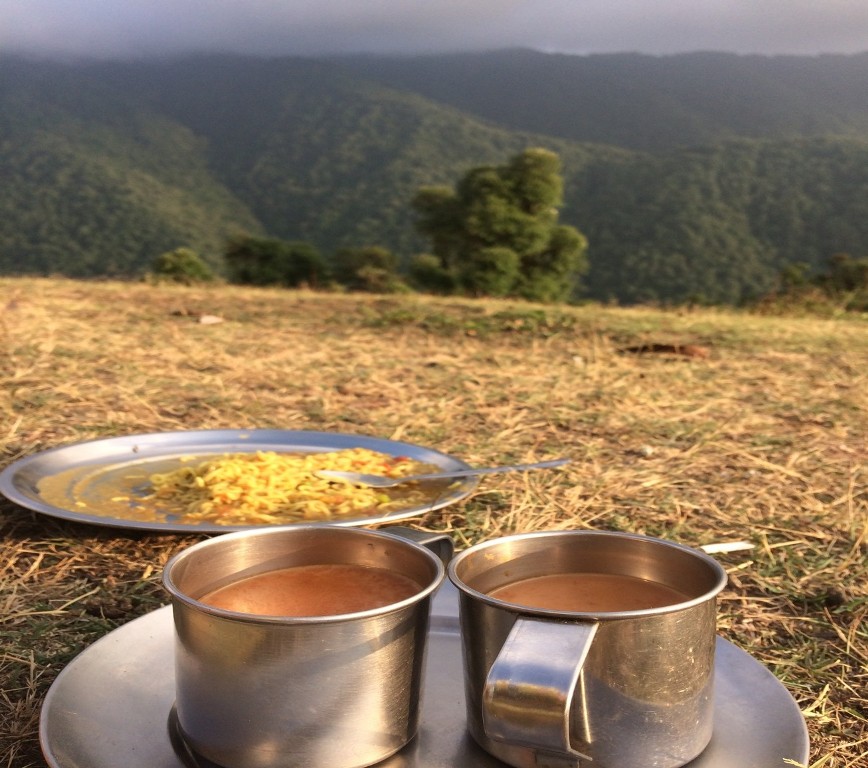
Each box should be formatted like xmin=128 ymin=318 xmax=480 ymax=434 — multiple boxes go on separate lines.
xmin=1 ymin=276 xmax=866 ymax=767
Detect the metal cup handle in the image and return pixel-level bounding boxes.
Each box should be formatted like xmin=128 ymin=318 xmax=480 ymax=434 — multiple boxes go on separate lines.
xmin=482 ymin=616 xmax=599 ymax=761
xmin=382 ymin=525 xmax=454 ymax=565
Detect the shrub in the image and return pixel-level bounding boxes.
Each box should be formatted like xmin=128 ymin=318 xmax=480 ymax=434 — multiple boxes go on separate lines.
xmin=224 ymin=236 xmax=326 ymax=287
xmin=151 ymin=248 xmax=214 ymax=284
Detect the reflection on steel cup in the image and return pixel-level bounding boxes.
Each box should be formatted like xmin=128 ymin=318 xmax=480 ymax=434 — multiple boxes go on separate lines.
xmin=162 ymin=525 xmax=449 ymax=768
xmin=447 ymin=530 xmax=728 ymax=768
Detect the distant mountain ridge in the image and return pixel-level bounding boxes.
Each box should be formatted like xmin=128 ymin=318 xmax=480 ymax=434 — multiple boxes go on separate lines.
xmin=2 ymin=50 xmax=868 ymax=304
xmin=338 ymin=49 xmax=868 ymax=151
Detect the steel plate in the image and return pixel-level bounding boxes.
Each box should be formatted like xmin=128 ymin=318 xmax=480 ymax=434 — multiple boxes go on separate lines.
xmin=0 ymin=429 xmax=475 ymax=533
xmin=39 ymin=581 xmax=809 ymax=768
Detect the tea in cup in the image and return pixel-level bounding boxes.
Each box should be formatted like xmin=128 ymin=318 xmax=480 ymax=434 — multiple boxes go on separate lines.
xmin=163 ymin=524 xmax=449 ymax=768
xmin=448 ymin=530 xmax=727 ymax=768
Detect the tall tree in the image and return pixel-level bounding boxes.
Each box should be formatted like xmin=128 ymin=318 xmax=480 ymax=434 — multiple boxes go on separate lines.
xmin=411 ymin=148 xmax=588 ymax=301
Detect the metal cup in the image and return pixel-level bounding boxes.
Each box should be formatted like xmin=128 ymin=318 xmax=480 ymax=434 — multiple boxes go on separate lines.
xmin=162 ymin=525 xmax=450 ymax=768
xmin=447 ymin=530 xmax=728 ymax=768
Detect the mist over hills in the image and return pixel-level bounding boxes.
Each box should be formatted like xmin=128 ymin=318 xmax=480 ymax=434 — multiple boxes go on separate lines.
xmin=2 ymin=49 xmax=868 ymax=304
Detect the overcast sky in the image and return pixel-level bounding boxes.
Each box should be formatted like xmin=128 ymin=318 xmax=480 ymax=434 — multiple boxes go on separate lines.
xmin=3 ymin=1 xmax=868 ymax=60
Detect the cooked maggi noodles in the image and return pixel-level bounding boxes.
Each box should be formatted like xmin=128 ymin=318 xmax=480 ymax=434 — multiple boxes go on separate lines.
xmin=146 ymin=448 xmax=436 ymax=524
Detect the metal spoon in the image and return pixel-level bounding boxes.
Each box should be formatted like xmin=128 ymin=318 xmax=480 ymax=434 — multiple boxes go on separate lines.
xmin=317 ymin=458 xmax=570 ymax=488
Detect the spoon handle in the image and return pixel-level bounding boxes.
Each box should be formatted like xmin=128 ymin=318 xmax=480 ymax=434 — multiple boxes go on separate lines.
xmin=319 ymin=458 xmax=570 ymax=487
xmin=407 ymin=458 xmax=570 ymax=483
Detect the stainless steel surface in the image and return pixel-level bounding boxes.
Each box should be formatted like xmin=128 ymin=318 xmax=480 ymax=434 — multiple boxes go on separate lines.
xmin=0 ymin=429 xmax=476 ymax=532
xmin=163 ymin=526 xmax=445 ymax=768
xmin=448 ymin=531 xmax=728 ymax=768
xmin=385 ymin=525 xmax=455 ymax=565
xmin=317 ymin=458 xmax=570 ymax=488
xmin=483 ymin=619 xmax=597 ymax=763
xmin=39 ymin=580 xmax=809 ymax=768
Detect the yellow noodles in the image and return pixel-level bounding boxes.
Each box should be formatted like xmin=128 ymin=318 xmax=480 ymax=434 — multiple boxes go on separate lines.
xmin=147 ymin=448 xmax=435 ymax=525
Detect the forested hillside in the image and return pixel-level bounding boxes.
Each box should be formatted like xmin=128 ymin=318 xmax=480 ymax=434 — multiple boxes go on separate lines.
xmin=0 ymin=57 xmax=264 ymax=276
xmin=343 ymin=49 xmax=868 ymax=151
xmin=571 ymin=137 xmax=868 ymax=303
xmin=129 ymin=56 xmax=600 ymax=258
xmin=2 ymin=51 xmax=868 ymax=304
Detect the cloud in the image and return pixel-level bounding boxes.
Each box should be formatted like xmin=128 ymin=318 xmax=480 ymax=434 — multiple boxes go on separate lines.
xmin=3 ymin=0 xmax=868 ymax=60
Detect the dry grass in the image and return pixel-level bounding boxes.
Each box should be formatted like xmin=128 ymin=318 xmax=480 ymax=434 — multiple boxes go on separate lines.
xmin=1 ymin=276 xmax=866 ymax=767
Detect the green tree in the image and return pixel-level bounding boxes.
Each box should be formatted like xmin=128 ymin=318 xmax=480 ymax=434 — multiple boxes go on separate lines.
xmin=411 ymin=148 xmax=587 ymax=301
xmin=407 ymin=253 xmax=457 ymax=294
xmin=331 ymin=246 xmax=407 ymax=292
xmin=461 ymin=246 xmax=520 ymax=297
xmin=820 ymin=253 xmax=868 ymax=293
xmin=515 ymin=225 xmax=589 ymax=302
xmin=151 ymin=247 xmax=214 ymax=284
xmin=223 ymin=236 xmax=326 ymax=288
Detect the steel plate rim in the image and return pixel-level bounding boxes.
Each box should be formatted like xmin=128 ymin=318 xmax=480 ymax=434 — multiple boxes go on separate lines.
xmin=0 ymin=429 xmax=476 ymax=533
